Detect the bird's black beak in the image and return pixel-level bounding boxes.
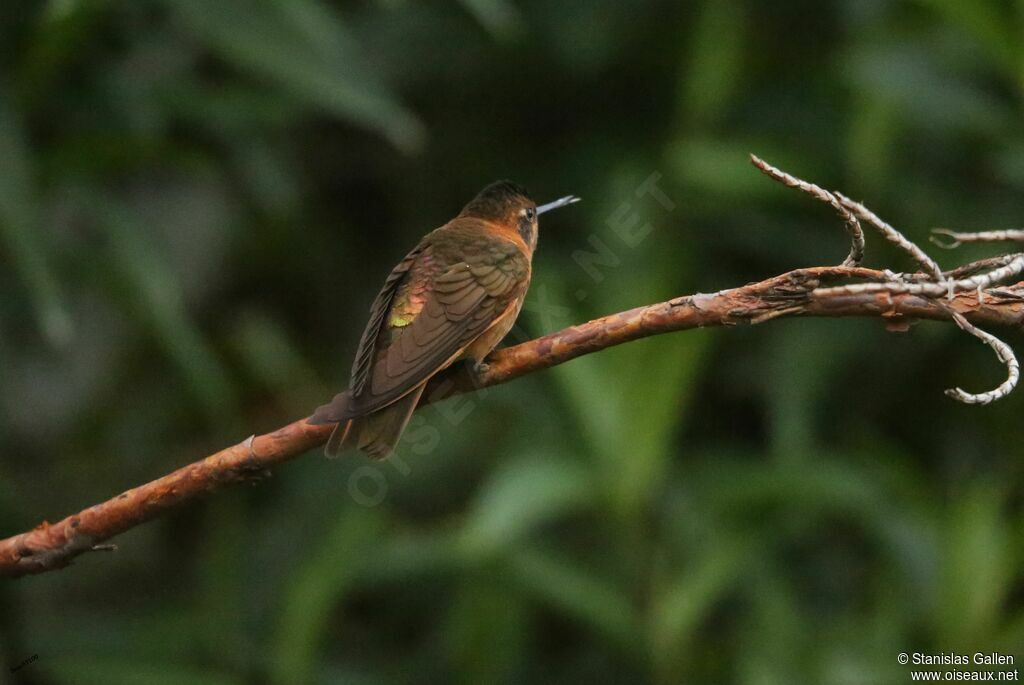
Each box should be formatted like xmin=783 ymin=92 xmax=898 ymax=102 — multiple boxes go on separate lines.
xmin=536 ymin=195 xmax=581 ymax=215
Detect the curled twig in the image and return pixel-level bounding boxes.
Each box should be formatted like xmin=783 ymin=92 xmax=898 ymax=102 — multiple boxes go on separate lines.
xmin=944 ymin=310 xmax=1020 ymax=405
xmin=751 ymin=157 xmax=1022 ymax=406
xmin=750 ymin=155 xmax=865 ymax=267
xmin=837 ymin=193 xmax=945 ymax=282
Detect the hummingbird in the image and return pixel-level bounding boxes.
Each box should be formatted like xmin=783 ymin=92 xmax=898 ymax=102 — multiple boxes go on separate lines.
xmin=308 ymin=181 xmax=580 ymax=459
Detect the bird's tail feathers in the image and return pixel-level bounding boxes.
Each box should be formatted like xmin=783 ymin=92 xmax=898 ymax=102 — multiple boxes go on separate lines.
xmin=309 ymin=391 xmax=353 ymax=425
xmin=342 ymin=383 xmax=426 ymax=460
xmin=324 ymin=420 xmax=353 ymax=459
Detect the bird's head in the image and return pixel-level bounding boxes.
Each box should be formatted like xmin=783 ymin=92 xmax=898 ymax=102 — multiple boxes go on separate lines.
xmin=459 ymin=180 xmax=580 ymax=252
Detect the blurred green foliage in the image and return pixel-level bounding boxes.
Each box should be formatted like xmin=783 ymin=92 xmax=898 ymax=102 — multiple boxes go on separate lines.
xmin=1 ymin=1 xmax=1024 ymax=683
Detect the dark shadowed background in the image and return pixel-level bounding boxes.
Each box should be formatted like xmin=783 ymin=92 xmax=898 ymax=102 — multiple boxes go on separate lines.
xmin=1 ymin=1 xmax=1023 ymax=683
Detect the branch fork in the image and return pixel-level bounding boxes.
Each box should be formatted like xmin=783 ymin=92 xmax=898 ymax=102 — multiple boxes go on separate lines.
xmin=751 ymin=154 xmax=1023 ymax=405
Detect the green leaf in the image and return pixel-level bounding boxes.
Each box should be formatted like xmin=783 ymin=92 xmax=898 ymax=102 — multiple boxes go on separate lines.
xmin=913 ymin=0 xmax=1019 ymax=76
xmin=89 ymin=197 xmax=239 ymax=423
xmin=845 ymin=45 xmax=1010 ymax=135
xmin=846 ymin=95 xmax=901 ymax=196
xmin=679 ymin=0 xmax=747 ymax=128
xmin=229 ymin=308 xmax=319 ymax=412
xmin=194 ymin=493 xmax=250 ymax=672
xmin=691 ymin=455 xmax=939 ymax=585
xmin=509 ymin=547 xmax=639 ymax=653
xmin=538 ymin=174 xmax=710 ymax=517
xmin=612 ymin=332 xmax=709 ymax=513
xmin=458 ymin=457 xmax=593 ymax=559
xmin=0 ymin=95 xmax=71 ymax=347
xmin=458 ymin=0 xmax=523 ymax=40
xmin=939 ymin=484 xmax=1013 ymax=643
xmin=445 ymin=579 xmax=528 ymax=685
xmin=650 ymin=539 xmax=749 ymax=662
xmin=270 ymin=508 xmax=385 ymax=685
xmin=669 ymin=137 xmax=793 ymax=200
xmin=170 ymin=0 xmax=424 ymax=152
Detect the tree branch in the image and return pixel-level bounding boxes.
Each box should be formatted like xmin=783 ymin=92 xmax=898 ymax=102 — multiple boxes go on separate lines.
xmin=6 ymin=158 xmax=1024 ymax=579
xmin=3 ymin=266 xmax=1023 ymax=578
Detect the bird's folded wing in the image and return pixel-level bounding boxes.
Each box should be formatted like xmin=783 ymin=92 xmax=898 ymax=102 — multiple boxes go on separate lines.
xmin=309 ymin=244 xmax=425 ymax=426
xmin=345 ymin=251 xmax=525 ymax=417
xmin=350 ymin=244 xmax=424 ymax=397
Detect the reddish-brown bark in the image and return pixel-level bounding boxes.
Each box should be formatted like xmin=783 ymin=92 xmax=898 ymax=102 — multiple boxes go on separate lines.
xmin=2 ymin=266 xmax=1021 ymax=578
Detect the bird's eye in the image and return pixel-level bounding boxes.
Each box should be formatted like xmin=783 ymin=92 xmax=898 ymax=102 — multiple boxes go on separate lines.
xmin=526 ymin=207 xmax=536 ymax=221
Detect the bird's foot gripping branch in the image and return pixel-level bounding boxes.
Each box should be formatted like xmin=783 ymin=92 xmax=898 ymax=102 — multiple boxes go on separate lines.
xmin=3 ymin=157 xmax=1024 ymax=578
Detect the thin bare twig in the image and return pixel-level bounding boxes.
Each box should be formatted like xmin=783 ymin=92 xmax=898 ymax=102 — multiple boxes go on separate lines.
xmin=812 ymin=255 xmax=1024 ymax=299
xmin=744 ymin=158 xmax=1023 ymax=407
xmin=750 ymin=155 xmax=865 ymax=267
xmin=932 ymin=228 xmax=1024 ymax=249
xmin=944 ymin=310 xmax=1020 ymax=405
xmin=865 ymin=255 xmax=1020 ymax=282
xmin=836 ymin=193 xmax=945 ymax=282
xmin=944 ymin=254 xmax=1024 ymax=280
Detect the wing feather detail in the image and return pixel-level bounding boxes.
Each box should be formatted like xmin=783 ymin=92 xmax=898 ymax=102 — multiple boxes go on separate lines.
xmin=350 ymin=244 xmax=425 ymax=397
xmin=344 ymin=241 xmax=528 ymax=416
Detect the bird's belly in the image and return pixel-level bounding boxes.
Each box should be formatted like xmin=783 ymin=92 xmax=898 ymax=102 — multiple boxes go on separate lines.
xmin=464 ymin=297 xmax=525 ymax=362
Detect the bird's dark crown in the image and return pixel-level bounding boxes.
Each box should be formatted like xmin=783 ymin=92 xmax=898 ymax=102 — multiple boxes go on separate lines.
xmin=460 ymin=180 xmax=534 ymax=221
